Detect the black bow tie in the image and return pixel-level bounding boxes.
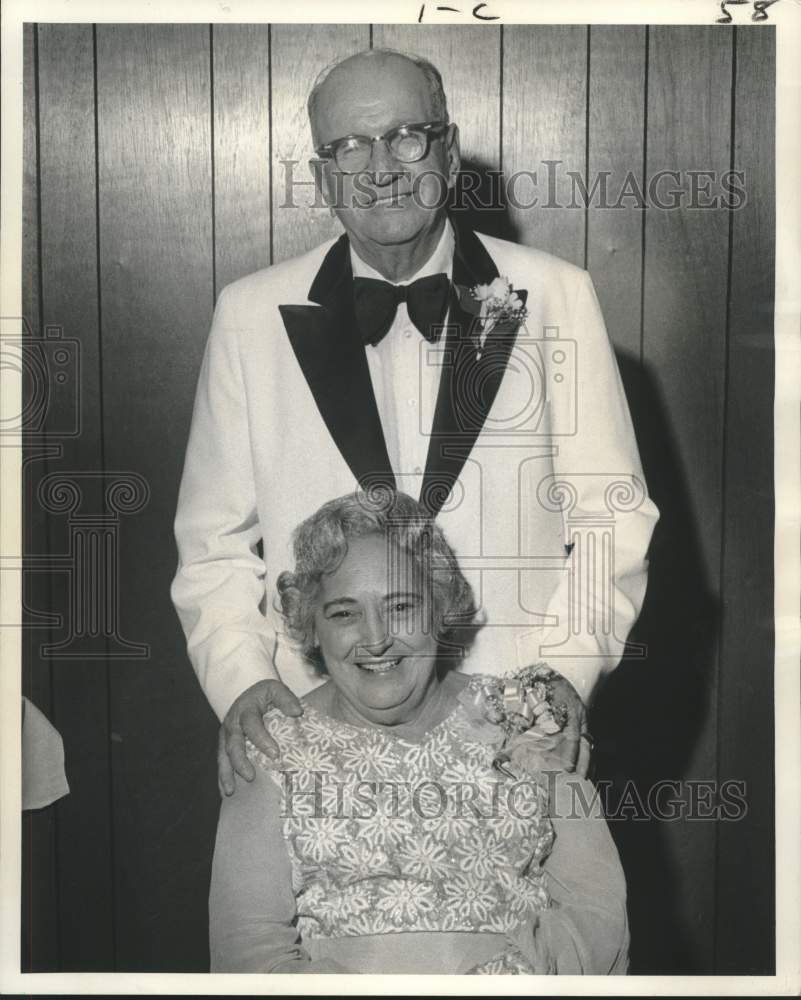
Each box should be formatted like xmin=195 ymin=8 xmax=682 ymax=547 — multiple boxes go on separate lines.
xmin=353 ymin=273 xmax=451 ymax=347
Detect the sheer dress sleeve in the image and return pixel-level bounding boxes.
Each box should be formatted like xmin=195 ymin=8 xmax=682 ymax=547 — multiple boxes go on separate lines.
xmin=209 ymin=764 xmax=350 ymax=973
xmin=512 ymin=773 xmax=630 ymax=974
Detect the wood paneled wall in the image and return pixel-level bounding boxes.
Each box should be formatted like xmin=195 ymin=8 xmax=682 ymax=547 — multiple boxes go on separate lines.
xmin=21 ymin=23 xmax=775 ymax=974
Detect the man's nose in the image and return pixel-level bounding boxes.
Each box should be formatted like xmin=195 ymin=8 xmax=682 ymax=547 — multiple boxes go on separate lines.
xmin=366 ymin=139 xmax=406 ymax=187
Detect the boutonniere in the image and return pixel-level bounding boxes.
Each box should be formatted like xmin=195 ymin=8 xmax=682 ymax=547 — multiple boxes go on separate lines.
xmin=455 ymin=276 xmax=528 ymax=360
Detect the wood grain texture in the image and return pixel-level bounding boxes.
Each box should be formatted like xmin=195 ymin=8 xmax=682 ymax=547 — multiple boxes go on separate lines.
xmin=586 ymin=26 xmax=646 ymax=358
xmin=22 ymin=24 xmax=41 ymax=341
xmin=502 ymin=25 xmax=588 ymax=264
xmin=21 ymin=810 xmax=59 ymax=971
xmin=715 ymin=24 xmax=775 ymax=975
xmin=21 ymin=21 xmax=47 ymax=709
xmin=21 ymin=24 xmax=60 ymax=973
xmin=212 ymin=24 xmax=272 ymax=292
xmin=640 ymin=24 xmax=733 ymax=972
xmin=37 ymin=22 xmax=115 ymax=971
xmin=270 ymin=24 xmax=368 ymax=262
xmin=95 ymin=23 xmax=219 ymax=970
xmin=643 ymin=27 xmax=733 ymax=577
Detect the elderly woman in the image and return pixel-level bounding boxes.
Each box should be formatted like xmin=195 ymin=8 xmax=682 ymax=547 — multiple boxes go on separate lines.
xmin=209 ymin=491 xmax=629 ymax=974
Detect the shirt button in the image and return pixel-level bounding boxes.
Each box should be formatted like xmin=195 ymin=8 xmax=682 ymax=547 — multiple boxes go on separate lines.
xmin=414 ymin=466 xmax=422 ymax=475
xmin=407 ymin=398 xmax=416 ymax=408
xmin=403 ymin=329 xmax=413 ymax=339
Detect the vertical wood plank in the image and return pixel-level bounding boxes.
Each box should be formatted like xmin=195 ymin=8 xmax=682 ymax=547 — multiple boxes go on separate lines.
xmin=372 ymin=25 xmax=503 ymax=238
xmin=373 ymin=25 xmax=500 ymax=166
xmin=270 ymin=24 xmax=368 ymax=262
xmin=96 ymin=23 xmax=219 ymax=970
xmin=212 ymin=24 xmax=272 ymax=292
xmin=640 ymin=25 xmax=733 ymax=971
xmin=21 ymin=26 xmax=50 ymax=711
xmin=644 ymin=26 xmax=732 ymax=578
xmin=21 ymin=809 xmax=58 ymax=972
xmin=715 ymin=24 xmax=775 ymax=975
xmin=37 ymin=22 xmax=115 ymax=971
xmin=22 ymin=24 xmax=41 ymax=341
xmin=502 ymin=26 xmax=587 ymax=265
xmin=586 ymin=26 xmax=646 ymax=358
xmin=21 ymin=20 xmax=45 ymax=703
xmin=21 ymin=23 xmax=60 ymax=972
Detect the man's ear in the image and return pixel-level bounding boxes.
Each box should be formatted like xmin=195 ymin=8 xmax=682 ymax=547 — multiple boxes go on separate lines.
xmin=309 ymin=158 xmax=340 ymax=217
xmin=308 ymin=158 xmax=328 ymax=204
xmin=446 ymin=123 xmax=461 ymax=190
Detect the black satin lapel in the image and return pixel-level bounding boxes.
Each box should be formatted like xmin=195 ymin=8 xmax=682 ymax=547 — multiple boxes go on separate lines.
xmin=279 ymin=236 xmax=395 ymax=494
xmin=451 ymin=221 xmax=502 ymax=288
xmin=421 ymin=225 xmax=524 ymax=517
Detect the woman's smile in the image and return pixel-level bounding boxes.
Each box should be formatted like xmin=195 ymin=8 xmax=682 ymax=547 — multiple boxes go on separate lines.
xmin=354 ymin=655 xmax=405 ymax=673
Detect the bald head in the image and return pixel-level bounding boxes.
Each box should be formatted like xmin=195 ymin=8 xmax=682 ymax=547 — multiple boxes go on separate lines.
xmin=308 ymin=48 xmax=448 ymax=147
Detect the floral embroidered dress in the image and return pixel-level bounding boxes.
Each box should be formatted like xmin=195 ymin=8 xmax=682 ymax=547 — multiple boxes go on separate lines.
xmin=245 ymin=677 xmax=553 ymax=974
xmin=209 ymin=676 xmax=631 ymax=975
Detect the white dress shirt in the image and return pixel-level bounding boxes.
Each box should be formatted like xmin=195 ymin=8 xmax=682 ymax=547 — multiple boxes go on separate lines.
xmin=350 ymin=219 xmax=455 ymax=492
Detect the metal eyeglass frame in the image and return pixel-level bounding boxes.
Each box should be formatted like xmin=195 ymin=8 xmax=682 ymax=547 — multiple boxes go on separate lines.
xmin=313 ymin=120 xmax=451 ymax=173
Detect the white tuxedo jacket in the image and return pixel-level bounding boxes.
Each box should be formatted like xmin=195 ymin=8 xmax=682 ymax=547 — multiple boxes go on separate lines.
xmin=171 ymin=223 xmax=659 ymax=721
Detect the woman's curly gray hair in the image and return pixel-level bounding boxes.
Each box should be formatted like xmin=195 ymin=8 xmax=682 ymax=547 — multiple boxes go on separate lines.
xmin=276 ymin=490 xmax=479 ymax=667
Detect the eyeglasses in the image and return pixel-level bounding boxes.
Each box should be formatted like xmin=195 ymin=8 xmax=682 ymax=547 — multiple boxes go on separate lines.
xmin=314 ymin=120 xmax=450 ymax=174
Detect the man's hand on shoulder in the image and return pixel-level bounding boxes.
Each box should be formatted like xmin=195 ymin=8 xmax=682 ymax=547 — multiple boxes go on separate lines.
xmin=217 ymin=679 xmax=303 ymax=796
xmin=539 ymin=669 xmax=591 ymax=778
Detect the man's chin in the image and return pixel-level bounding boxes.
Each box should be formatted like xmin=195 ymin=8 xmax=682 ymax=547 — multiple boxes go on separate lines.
xmin=343 ymin=210 xmax=442 ymax=247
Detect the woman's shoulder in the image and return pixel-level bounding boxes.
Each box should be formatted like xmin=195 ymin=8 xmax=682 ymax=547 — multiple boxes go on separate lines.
xmin=243 ymin=705 xmax=318 ymax=773
xmin=300 ymin=679 xmax=335 ymax=714
xmin=243 ymin=684 xmax=349 ymax=773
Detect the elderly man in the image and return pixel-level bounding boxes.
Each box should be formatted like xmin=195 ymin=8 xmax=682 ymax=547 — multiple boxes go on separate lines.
xmin=171 ymin=48 xmax=658 ymax=795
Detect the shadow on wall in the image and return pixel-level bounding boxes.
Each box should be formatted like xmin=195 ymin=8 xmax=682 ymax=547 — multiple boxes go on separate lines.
xmin=453 ymin=161 xmax=720 ymax=975
xmin=448 ymin=159 xmax=521 ymax=242
xmin=591 ymin=353 xmax=719 ymax=976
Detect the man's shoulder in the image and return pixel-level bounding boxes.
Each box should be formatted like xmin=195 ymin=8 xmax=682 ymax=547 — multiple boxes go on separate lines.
xmin=473 ymin=230 xmax=588 ymax=285
xmin=216 ymin=235 xmax=338 ymax=310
